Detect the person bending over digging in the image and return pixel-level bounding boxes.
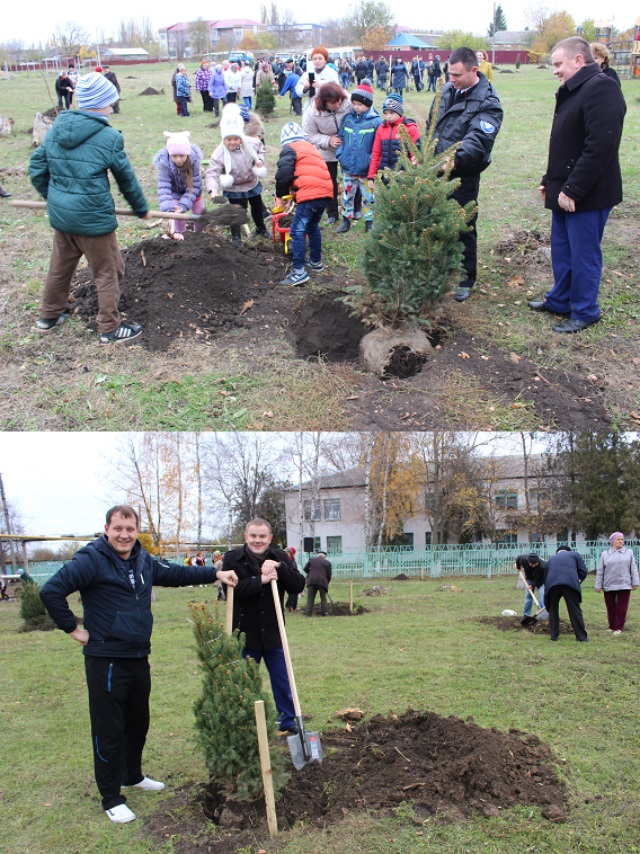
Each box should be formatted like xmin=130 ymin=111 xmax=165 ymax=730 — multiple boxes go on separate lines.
xmin=29 ymin=72 xmax=150 ymax=344
xmin=40 ymin=504 xmax=238 ymax=824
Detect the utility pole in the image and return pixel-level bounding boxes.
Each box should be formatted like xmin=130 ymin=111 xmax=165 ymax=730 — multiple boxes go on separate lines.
xmin=491 ymin=2 xmax=496 ymax=65
xmin=0 ymin=473 xmax=18 ymax=572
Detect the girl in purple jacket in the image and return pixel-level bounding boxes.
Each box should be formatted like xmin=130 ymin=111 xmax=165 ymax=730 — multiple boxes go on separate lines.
xmin=153 ymin=131 xmax=204 ymax=240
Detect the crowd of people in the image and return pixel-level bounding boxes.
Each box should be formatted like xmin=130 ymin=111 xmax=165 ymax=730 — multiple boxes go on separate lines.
xmin=21 ymin=36 xmax=626 ymax=344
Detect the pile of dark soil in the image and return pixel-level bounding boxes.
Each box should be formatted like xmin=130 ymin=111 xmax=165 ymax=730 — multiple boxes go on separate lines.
xmin=139 ymin=87 xmax=161 ymax=95
xmin=479 ymin=615 xmax=573 ymax=635
xmin=68 ymin=233 xmax=610 ymax=429
xmin=144 ymin=710 xmax=567 ymax=853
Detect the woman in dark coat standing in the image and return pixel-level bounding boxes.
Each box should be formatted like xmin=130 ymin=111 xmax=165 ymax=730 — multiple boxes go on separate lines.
xmin=545 ymin=545 xmax=589 ymax=642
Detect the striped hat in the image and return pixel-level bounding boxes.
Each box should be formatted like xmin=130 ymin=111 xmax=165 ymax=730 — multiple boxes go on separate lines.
xmin=352 ymin=78 xmax=374 ymax=107
xmin=280 ymin=122 xmax=304 ymax=144
xmin=76 ymin=72 xmax=119 ymax=110
xmin=382 ymin=93 xmax=404 ymax=116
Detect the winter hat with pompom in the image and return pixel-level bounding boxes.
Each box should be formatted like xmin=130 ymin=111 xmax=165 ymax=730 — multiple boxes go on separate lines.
xmin=351 ymin=78 xmax=374 ymax=108
xmin=382 ymin=93 xmax=404 ymax=117
xmin=76 ymin=72 xmax=119 ymax=110
xmin=219 ymin=103 xmax=265 ymax=188
xmin=163 ymin=130 xmax=191 ymax=156
xmin=280 ymin=122 xmax=304 ymax=145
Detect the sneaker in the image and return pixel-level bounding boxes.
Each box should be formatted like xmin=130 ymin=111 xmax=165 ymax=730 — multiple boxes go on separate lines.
xmin=124 ymin=776 xmax=165 ymax=792
xmin=280 ymin=269 xmax=309 ymax=287
xmin=365 ymin=221 xmax=374 ymax=232
xmin=255 ymin=228 xmax=269 ymax=238
xmin=454 ymin=286 xmax=472 ymax=302
xmin=306 ymin=260 xmax=324 ymax=272
xmin=279 ymin=723 xmax=299 ymax=735
xmin=99 ymin=322 xmax=143 ymax=345
xmin=35 ymin=313 xmax=70 ymax=333
xmin=105 ymin=804 xmax=136 ymax=823
xmin=354 ymin=210 xmax=363 ymax=220
xmin=231 ymin=235 xmax=243 ymax=247
xmin=613 ymin=630 xmax=623 ymax=635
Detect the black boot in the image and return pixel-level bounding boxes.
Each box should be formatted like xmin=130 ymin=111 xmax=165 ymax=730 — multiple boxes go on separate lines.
xmin=336 ymin=217 xmax=351 ymax=234
xmin=230 ymin=226 xmax=242 ymax=247
xmin=365 ymin=221 xmax=374 ymax=232
xmin=0 ymin=186 xmax=10 ymax=198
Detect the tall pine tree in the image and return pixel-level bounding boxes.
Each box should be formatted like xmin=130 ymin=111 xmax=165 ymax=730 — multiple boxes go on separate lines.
xmin=488 ymin=5 xmax=508 ymax=37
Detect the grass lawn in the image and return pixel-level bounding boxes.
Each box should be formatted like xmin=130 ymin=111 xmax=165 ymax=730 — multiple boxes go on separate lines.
xmin=2 ymin=574 xmax=640 ymax=852
xmin=0 ymin=65 xmax=638 ymax=430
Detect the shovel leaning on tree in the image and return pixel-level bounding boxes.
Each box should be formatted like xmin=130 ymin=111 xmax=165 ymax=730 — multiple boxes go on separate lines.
xmin=270 ymin=578 xmax=323 ymax=770
xmin=518 ymin=570 xmax=548 ymax=626
xmin=8 ymin=199 xmax=248 ymax=227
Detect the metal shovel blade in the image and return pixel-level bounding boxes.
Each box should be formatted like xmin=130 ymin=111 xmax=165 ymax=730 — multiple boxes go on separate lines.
xmin=287 ymin=724 xmax=323 ymax=770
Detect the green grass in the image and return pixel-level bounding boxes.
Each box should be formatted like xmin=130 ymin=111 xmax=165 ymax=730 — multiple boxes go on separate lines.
xmin=3 ymin=575 xmax=640 ymax=852
xmin=1 ymin=65 xmax=638 ymax=429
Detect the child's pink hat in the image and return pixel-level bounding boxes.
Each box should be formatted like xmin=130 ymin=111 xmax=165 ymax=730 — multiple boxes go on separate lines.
xmin=163 ymin=130 xmax=191 ymax=155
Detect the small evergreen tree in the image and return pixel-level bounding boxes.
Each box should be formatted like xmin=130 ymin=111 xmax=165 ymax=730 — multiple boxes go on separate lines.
xmin=254 ymin=81 xmax=275 ymax=116
xmin=488 ymin=4 xmax=508 ymax=36
xmin=21 ymin=580 xmax=54 ymax=631
xmin=343 ymin=107 xmax=474 ymax=329
xmin=189 ymin=601 xmax=288 ymax=800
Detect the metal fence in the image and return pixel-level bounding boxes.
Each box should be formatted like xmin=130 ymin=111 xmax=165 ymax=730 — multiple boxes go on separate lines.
xmin=9 ymin=541 xmax=640 ymax=583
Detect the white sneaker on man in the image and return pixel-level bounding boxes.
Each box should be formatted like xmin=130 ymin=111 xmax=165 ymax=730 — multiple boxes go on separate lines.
xmin=105 ymin=803 xmax=136 ymax=823
xmin=125 ymin=776 xmax=165 ymax=791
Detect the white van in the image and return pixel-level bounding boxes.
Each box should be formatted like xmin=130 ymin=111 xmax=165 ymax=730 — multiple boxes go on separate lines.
xmin=304 ymin=46 xmax=362 ymax=66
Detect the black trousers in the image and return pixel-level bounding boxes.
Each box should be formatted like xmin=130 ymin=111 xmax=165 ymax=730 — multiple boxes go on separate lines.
xmin=228 ymin=194 xmax=265 ymax=238
xmin=200 ymin=90 xmax=214 ymax=111
xmin=545 ymin=585 xmax=588 ymax=641
xmin=451 ymin=175 xmax=480 ymax=288
xmin=84 ymin=656 xmax=151 ymax=810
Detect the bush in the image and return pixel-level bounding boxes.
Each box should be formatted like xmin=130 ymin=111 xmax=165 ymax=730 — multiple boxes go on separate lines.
xmin=342 ymin=114 xmax=474 ymax=329
xmin=190 ymin=601 xmax=288 ymax=800
xmin=255 ymin=81 xmax=275 ymax=116
xmin=20 ymin=580 xmax=54 ymax=631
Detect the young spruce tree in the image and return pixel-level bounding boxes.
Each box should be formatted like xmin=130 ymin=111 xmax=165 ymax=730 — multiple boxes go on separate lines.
xmin=190 ymin=601 xmax=287 ymax=800
xmin=343 ymin=98 xmax=475 ymax=329
xmin=255 ymin=81 xmax=276 ymax=116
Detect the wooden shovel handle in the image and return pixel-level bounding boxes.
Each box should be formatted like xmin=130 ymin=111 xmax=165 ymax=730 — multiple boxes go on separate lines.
xmin=518 ymin=569 xmax=541 ymax=609
xmin=225 ymin=585 xmax=234 ymax=636
xmin=271 ymin=578 xmax=302 ymax=718
xmin=9 ymin=199 xmax=199 ymax=221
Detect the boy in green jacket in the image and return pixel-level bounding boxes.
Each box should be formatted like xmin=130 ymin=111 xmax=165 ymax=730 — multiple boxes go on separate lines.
xmin=29 ymin=72 xmax=150 ymax=344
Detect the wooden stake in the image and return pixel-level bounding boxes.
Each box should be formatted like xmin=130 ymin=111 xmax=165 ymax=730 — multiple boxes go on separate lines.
xmin=254 ymin=700 xmax=278 ymax=838
xmin=225 ymin=585 xmax=234 ymax=636
xmin=349 ymin=579 xmax=354 ymax=614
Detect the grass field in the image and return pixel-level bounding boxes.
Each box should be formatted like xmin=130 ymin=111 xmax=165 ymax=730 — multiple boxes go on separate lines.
xmin=2 ymin=574 xmax=640 ymax=853
xmin=0 ymin=64 xmax=639 ymax=430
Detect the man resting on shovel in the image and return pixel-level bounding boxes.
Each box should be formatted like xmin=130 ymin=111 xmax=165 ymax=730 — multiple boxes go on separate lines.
xmin=516 ymin=553 xmax=548 ymax=623
xmin=222 ymin=518 xmax=306 ymax=734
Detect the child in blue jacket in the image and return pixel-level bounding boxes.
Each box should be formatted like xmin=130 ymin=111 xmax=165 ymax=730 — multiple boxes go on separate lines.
xmin=335 ymin=79 xmax=381 ymax=233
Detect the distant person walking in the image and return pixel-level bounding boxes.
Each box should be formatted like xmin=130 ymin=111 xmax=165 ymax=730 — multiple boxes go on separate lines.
xmin=303 ymin=549 xmax=332 ymax=616
xmin=102 ymin=66 xmax=121 ymax=113
xmin=595 ymin=533 xmax=639 ymax=634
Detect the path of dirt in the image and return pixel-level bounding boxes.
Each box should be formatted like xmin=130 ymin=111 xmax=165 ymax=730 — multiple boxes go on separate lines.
xmin=143 ymin=710 xmax=567 ymax=853
xmin=479 ymin=615 xmax=574 ymax=635
xmin=69 ymin=231 xmax=610 ymax=431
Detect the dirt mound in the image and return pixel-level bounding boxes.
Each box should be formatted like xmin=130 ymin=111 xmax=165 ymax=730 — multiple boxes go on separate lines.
xmin=139 ymin=87 xmax=161 ymax=95
xmin=393 ymin=573 xmax=410 ymax=580
xmin=144 ymin=709 xmax=567 ymax=852
xmin=479 ymin=615 xmax=573 ymax=635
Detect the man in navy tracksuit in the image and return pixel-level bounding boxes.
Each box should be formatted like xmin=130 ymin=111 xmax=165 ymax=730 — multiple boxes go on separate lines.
xmin=40 ymin=505 xmax=238 ymax=824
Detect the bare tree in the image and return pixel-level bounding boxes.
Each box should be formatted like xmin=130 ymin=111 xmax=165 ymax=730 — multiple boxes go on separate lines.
xmin=53 ymin=22 xmax=90 ymax=52
xmin=190 ymin=19 xmax=211 ymax=58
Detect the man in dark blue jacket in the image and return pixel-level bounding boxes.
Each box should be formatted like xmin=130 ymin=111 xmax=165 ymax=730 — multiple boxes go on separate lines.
xmin=529 ymin=36 xmax=626 ymax=333
xmin=40 ymin=505 xmax=238 ymax=824
xmin=426 ymin=46 xmax=503 ymax=302
xmin=544 ymin=545 xmax=589 ymax=642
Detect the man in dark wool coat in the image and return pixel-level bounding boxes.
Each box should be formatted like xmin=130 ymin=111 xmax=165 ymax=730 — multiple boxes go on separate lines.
xmin=530 ymin=36 xmax=626 ymax=333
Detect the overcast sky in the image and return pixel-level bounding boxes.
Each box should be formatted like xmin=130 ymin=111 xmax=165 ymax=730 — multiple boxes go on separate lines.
xmin=0 ymin=431 xmax=554 ymax=539
xmin=5 ymin=2 xmax=639 ymax=48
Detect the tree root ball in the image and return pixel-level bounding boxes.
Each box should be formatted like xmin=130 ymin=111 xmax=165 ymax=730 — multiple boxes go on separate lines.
xmin=360 ymin=327 xmax=432 ymax=378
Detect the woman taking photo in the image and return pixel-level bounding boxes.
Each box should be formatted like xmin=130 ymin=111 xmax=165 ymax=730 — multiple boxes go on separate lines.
xmin=595 ymin=533 xmax=639 ymax=634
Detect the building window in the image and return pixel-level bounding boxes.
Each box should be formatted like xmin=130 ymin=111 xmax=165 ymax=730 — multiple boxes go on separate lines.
xmin=303 ymin=500 xmax=321 ymax=521
xmin=557 ymin=529 xmax=569 ymax=545
xmin=424 ymin=492 xmax=436 ymax=510
xmin=495 ymin=490 xmax=518 ymax=509
xmin=326 ymin=536 xmax=342 ymax=554
xmin=495 ymin=531 xmax=517 ymax=545
xmin=324 ymin=498 xmax=341 ymax=521
xmin=527 ymin=489 xmax=540 ymax=509
xmin=425 ymin=532 xmax=432 ymax=546
xmin=402 ymin=532 xmax=414 ymax=550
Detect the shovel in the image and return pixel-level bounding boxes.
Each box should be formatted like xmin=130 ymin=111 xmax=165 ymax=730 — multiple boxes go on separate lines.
xmin=518 ymin=570 xmax=548 ymax=626
xmin=8 ymin=199 xmax=248 ymax=226
xmin=270 ymin=578 xmax=322 ymax=770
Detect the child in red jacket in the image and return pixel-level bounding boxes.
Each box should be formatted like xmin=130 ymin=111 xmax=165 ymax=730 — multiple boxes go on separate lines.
xmin=367 ymin=94 xmax=420 ymax=189
xmin=275 ymin=122 xmax=334 ymax=286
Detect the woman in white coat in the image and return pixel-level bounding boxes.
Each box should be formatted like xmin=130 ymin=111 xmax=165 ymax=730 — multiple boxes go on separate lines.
xmin=595 ymin=532 xmax=639 ymax=634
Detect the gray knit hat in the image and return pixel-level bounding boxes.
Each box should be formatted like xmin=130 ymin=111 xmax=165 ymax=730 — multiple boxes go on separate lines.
xmin=76 ymin=72 xmax=119 ymax=110
xmin=382 ymin=93 xmax=404 ymax=116
xmin=280 ymin=122 xmax=304 ymax=144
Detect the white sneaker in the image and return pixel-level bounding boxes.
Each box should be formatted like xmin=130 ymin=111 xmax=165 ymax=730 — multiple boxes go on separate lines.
xmin=105 ymin=804 xmax=136 ymax=823
xmin=126 ymin=776 xmax=165 ymax=791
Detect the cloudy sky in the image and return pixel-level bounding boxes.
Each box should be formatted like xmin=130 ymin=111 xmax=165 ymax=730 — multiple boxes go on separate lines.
xmin=5 ymin=1 xmax=638 ymax=47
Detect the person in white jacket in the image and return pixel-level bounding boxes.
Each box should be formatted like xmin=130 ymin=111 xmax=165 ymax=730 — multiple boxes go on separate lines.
xmin=295 ymin=46 xmax=340 ymax=101
xmin=224 ymin=63 xmax=242 ymax=102
xmin=239 ymin=62 xmax=254 ymax=108
xmin=205 ymin=103 xmax=268 ymax=245
xmin=595 ymin=533 xmax=639 ymax=634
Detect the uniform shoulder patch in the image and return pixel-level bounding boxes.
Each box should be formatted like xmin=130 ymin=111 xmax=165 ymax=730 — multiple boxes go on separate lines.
xmin=480 ymin=121 xmax=496 ymax=134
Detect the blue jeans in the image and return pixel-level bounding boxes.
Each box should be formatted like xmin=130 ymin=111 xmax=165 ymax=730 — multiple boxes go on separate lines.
xmin=545 ymin=208 xmax=611 ymax=323
xmin=290 ymin=198 xmax=328 ymax=270
xmin=340 ymin=72 xmax=350 ymax=88
xmin=243 ymin=96 xmax=252 ymax=108
xmin=243 ymin=646 xmax=295 ymax=729
xmin=178 ymin=96 xmax=190 ymax=116
xmin=523 ymin=584 xmax=545 ymax=617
